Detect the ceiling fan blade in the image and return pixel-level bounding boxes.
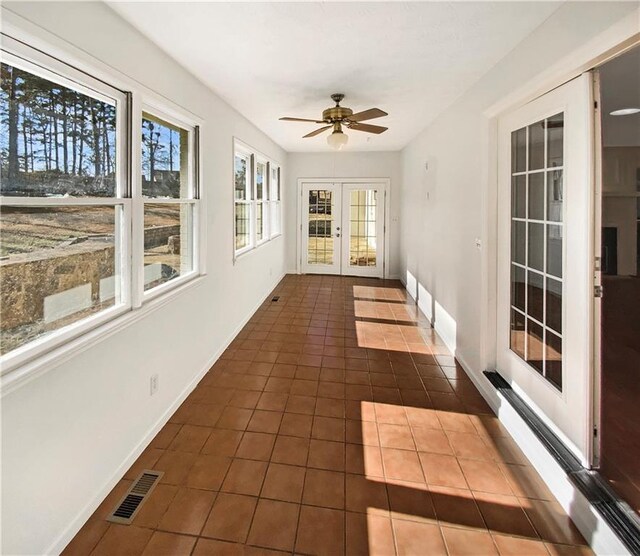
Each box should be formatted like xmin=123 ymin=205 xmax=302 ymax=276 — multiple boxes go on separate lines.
xmin=280 ymin=117 xmax=326 ymax=123
xmin=347 ymin=122 xmax=388 ymax=134
xmin=303 ymin=125 xmax=332 ymax=138
xmin=348 ymin=108 xmax=388 ymax=122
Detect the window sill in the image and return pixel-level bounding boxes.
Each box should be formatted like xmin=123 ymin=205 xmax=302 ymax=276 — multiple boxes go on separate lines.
xmin=233 ymin=234 xmax=283 ymax=263
xmin=0 ymin=274 xmax=206 ymax=397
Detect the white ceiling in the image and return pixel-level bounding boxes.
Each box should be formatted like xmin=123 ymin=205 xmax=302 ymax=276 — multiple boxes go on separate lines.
xmin=600 ymin=46 xmax=640 ymax=147
xmin=109 ymin=1 xmax=561 ymax=152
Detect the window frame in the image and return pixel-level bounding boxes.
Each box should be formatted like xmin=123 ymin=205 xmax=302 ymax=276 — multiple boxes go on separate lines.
xmin=233 ymin=138 xmax=282 ymax=260
xmin=254 ymin=155 xmax=269 ymax=246
xmin=233 ymin=144 xmax=254 ymax=257
xmin=137 ymin=104 xmax=201 ymax=305
xmin=269 ymin=163 xmax=282 ymax=239
xmin=0 ymin=34 xmax=206 ymax=378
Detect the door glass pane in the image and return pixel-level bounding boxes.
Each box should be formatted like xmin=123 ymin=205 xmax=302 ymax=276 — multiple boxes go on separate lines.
xmin=511 ymin=265 xmax=525 ymax=312
xmin=528 ymin=222 xmax=544 ymax=272
xmin=349 ymin=189 xmax=377 ymax=267
xmin=527 ymin=271 xmax=544 ymax=323
xmin=526 ymin=319 xmax=544 ymax=374
xmin=511 ymin=127 xmax=526 ymax=173
xmin=509 ymin=113 xmax=564 ymax=390
xmin=547 ymin=170 xmax=563 ymax=222
xmin=512 ymin=175 xmax=526 ymax=218
xmin=547 ymin=113 xmax=564 ymax=168
xmin=0 ymin=205 xmax=119 ymax=355
xmin=528 ymin=120 xmax=545 ymax=171
xmin=545 ymin=331 xmax=563 ymax=390
xmin=528 ymin=173 xmax=544 ymax=221
xmin=307 ymin=189 xmax=333 ymax=265
xmin=546 ymin=224 xmax=563 ymax=278
xmin=510 ymin=309 xmax=526 ymax=359
xmin=511 ymin=221 xmax=526 ymax=265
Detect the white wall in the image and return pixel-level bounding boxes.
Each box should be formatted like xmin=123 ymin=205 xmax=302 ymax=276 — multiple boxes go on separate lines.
xmin=0 ymin=3 xmax=287 ymax=555
xmin=285 ymin=152 xmax=402 ymax=277
xmin=399 ymin=1 xmax=639 ymax=374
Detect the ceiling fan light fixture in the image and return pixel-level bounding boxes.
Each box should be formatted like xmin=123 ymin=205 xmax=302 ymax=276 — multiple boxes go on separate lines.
xmin=327 ymin=130 xmax=348 ymax=150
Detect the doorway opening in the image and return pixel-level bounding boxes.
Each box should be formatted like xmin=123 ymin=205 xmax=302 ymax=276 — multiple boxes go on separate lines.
xmin=596 ymin=44 xmax=640 ymax=515
xmin=298 ymin=180 xmax=388 ymax=278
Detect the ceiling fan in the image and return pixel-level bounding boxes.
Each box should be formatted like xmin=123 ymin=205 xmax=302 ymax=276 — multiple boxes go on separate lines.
xmin=279 ymin=93 xmax=388 ymax=150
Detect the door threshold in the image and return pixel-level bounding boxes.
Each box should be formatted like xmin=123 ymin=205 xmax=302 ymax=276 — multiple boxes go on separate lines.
xmin=484 ymin=370 xmax=640 ymax=555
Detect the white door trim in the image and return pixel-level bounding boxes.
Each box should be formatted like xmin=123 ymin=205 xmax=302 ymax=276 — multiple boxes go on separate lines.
xmin=296 ymin=178 xmax=391 ymax=278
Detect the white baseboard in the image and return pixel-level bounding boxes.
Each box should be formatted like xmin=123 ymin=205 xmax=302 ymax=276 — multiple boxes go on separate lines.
xmin=47 ymin=271 xmax=287 ymax=555
xmin=454 ymin=356 xmax=630 ymax=556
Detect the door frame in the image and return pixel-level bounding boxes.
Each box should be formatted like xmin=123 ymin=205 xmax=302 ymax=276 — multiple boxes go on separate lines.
xmin=296 ymin=178 xmax=391 ymax=278
xmin=480 ymin=28 xmax=640 ymax=469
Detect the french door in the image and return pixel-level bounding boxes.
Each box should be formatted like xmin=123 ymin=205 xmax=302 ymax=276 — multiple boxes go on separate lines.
xmin=300 ymin=181 xmax=385 ymax=278
xmin=496 ymin=74 xmax=595 ymax=466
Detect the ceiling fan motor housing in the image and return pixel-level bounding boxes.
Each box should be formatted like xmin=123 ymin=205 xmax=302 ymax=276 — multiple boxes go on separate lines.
xmin=322 ymin=105 xmax=353 ymax=123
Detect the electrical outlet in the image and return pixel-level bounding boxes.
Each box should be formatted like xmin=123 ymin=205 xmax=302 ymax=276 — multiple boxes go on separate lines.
xmin=150 ymin=374 xmax=159 ymax=396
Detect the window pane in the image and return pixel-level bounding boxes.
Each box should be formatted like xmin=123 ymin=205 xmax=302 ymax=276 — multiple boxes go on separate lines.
xmin=235 ymin=155 xmax=248 ymax=201
xmin=270 ymin=165 xmax=279 ymax=201
xmin=0 ymin=62 xmax=117 ymax=197
xmin=0 ymin=205 xmax=119 ymax=355
xmin=142 ymin=112 xmax=189 ymax=198
xmin=235 ymin=202 xmax=250 ymax=250
xmin=256 ymin=161 xmax=266 ymax=200
xmin=256 ymin=202 xmax=264 ymax=242
xmin=270 ymin=201 xmax=280 ymax=236
xmin=143 ymin=203 xmax=193 ymax=291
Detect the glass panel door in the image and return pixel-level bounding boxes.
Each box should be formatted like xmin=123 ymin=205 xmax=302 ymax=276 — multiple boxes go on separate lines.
xmin=497 ymin=74 xmax=595 ymax=465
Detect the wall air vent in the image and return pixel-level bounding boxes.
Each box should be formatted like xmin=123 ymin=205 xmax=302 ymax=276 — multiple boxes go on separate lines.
xmin=107 ymin=470 xmax=163 ymax=525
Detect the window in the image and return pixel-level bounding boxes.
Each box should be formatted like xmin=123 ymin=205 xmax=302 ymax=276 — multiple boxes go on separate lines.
xmin=269 ymin=163 xmax=281 ymax=238
xmin=233 ymin=140 xmax=281 ymax=257
xmin=234 ymin=150 xmax=252 ymax=252
xmin=0 ymin=41 xmax=202 ymax=371
xmin=0 ymin=56 xmax=128 ymax=361
xmin=255 ymin=158 xmax=268 ymax=244
xmin=141 ymin=111 xmax=198 ymax=293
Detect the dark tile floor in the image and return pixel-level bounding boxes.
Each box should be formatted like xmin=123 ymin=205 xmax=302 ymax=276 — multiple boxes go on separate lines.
xmin=64 ymin=275 xmax=592 ymax=555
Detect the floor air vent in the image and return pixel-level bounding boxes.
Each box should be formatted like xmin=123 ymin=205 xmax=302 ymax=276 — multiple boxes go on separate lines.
xmin=271 ymin=296 xmax=280 ymax=302
xmin=107 ymin=470 xmax=163 ymax=525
